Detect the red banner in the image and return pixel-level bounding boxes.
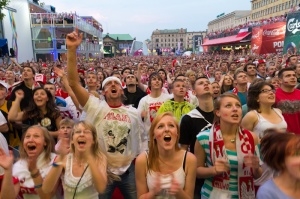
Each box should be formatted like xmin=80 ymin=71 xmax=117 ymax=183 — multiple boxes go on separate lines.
xmin=251 ymin=22 xmax=286 ymax=54
xmin=202 ymin=38 xmax=209 ymax=53
xmin=251 ymin=27 xmax=262 ymax=54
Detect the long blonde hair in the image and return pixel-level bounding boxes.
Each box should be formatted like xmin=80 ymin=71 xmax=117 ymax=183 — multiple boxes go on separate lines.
xmin=148 ymin=112 xmax=180 ymax=172
xmin=71 ymin=121 xmax=120 ymax=182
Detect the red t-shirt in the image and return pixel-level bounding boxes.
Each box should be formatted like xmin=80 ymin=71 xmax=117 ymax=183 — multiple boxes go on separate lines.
xmin=275 ymin=87 xmax=300 ymax=135
xmin=56 ymin=88 xmax=69 ymax=99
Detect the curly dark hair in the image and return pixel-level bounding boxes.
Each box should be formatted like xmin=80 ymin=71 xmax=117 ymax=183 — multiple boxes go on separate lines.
xmin=247 ymin=81 xmax=274 ymax=111
xmin=23 ymin=87 xmax=60 ymax=120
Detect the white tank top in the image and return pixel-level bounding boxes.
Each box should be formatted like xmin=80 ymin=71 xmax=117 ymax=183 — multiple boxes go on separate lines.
xmin=252 ymin=108 xmax=287 ymax=138
xmin=62 ymin=153 xmax=98 ymax=199
xmin=146 ymin=151 xmax=187 ymax=199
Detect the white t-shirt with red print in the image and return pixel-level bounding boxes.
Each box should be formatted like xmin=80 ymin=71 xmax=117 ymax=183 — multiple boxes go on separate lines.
xmin=137 ymin=93 xmax=171 ymax=137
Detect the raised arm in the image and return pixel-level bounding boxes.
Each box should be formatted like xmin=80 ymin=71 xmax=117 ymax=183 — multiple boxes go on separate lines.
xmin=136 ymin=63 xmax=147 ymax=92
xmin=43 ymin=138 xmax=68 ymax=194
xmin=54 ymin=66 xmax=81 ymax=111
xmin=0 ymin=149 xmax=19 ymax=199
xmin=86 ymin=154 xmax=108 ymax=193
xmin=66 ymin=29 xmax=89 ymax=107
xmin=8 ymin=90 xmax=24 ymax=122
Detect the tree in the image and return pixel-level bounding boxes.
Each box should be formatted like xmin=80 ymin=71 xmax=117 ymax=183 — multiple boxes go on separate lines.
xmin=0 ymin=0 xmax=10 ymax=21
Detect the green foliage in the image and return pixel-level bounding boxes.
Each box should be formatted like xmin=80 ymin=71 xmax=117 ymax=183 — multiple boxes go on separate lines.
xmin=0 ymin=0 xmax=10 ymax=21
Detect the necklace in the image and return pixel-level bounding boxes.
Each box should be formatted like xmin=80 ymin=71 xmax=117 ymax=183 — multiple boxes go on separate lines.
xmin=74 ymin=156 xmax=85 ymax=167
xmin=230 ymin=138 xmax=235 ymax=143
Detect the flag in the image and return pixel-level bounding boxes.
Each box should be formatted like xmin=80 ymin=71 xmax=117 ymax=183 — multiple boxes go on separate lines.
xmin=237 ymin=28 xmax=249 ymax=37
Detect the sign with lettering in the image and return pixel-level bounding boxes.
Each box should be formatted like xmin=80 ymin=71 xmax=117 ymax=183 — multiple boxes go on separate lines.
xmin=284 ymin=11 xmax=300 ymax=54
xmin=251 ymin=22 xmax=286 ymax=54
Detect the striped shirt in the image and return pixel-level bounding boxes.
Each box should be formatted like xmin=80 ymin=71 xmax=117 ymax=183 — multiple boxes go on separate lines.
xmin=197 ymin=130 xmax=261 ymax=199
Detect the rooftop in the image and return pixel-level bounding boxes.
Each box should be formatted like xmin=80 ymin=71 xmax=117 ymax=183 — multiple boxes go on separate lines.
xmin=103 ymin=34 xmax=133 ymax=41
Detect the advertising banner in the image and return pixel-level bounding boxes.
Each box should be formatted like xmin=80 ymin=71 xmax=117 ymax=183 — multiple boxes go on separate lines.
xmin=251 ymin=27 xmax=262 ymax=54
xmin=283 ymin=11 xmax=300 ymax=54
xmin=251 ymin=22 xmax=286 ymax=54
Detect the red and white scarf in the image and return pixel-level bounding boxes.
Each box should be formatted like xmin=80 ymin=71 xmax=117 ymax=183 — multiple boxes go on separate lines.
xmin=209 ymin=123 xmax=255 ymax=199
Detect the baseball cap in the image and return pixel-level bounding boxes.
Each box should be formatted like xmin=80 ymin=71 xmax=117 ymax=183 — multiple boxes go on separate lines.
xmin=102 ymin=76 xmax=122 ymax=88
xmin=0 ymin=81 xmax=8 ymax=91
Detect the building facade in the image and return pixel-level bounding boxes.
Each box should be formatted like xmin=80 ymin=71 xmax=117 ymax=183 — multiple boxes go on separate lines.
xmin=207 ymin=10 xmax=251 ymax=33
xmin=2 ymin=0 xmax=103 ymax=62
xmin=150 ymin=28 xmax=187 ymax=52
xmin=185 ymin=31 xmax=207 ymax=51
xmin=103 ymin=34 xmax=133 ymax=57
xmin=251 ymin=0 xmax=299 ymax=21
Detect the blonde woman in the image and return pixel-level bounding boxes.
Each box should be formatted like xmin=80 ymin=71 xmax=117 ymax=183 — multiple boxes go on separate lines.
xmin=43 ymin=121 xmax=108 ymax=199
xmin=135 ymin=112 xmax=196 ymax=199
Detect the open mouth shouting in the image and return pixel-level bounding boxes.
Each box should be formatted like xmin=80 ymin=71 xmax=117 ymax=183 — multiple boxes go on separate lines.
xmin=163 ymin=135 xmax=172 ymax=143
xmin=77 ymin=140 xmax=86 ymax=147
xmin=111 ymin=88 xmax=117 ymax=93
xmin=27 ymin=145 xmax=37 ymax=151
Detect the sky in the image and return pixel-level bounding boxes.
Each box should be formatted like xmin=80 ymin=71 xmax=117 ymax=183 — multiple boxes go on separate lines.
xmin=43 ymin=0 xmax=251 ymax=41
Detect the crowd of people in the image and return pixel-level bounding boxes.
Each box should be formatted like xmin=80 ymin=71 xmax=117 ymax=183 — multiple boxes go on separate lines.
xmin=31 ymin=12 xmax=103 ymax=32
xmin=206 ymin=14 xmax=286 ymax=39
xmin=0 ymin=29 xmax=298 ymax=199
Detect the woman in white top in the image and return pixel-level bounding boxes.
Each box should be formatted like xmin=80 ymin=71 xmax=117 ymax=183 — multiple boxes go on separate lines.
xmin=0 ymin=125 xmax=58 ymax=199
xmin=135 ymin=112 xmax=196 ymax=199
xmin=241 ymin=81 xmax=287 ymax=187
xmin=241 ymin=81 xmax=287 ymax=138
xmin=43 ymin=121 xmax=108 ymax=199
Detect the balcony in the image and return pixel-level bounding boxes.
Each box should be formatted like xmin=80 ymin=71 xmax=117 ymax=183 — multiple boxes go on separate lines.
xmin=30 ymin=13 xmax=103 ymax=38
xmin=33 ymin=38 xmax=100 ymax=52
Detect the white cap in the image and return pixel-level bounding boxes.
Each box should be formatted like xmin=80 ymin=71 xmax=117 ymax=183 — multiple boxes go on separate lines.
xmin=102 ymin=76 xmax=122 ymax=88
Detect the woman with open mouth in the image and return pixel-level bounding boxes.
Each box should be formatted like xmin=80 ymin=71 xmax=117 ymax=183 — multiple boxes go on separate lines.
xmin=8 ymin=87 xmax=61 ymax=139
xmin=135 ymin=112 xmax=197 ymax=199
xmin=42 ymin=121 xmax=112 ymax=199
xmin=0 ymin=125 xmax=58 ymax=199
xmin=195 ymin=93 xmax=262 ymax=199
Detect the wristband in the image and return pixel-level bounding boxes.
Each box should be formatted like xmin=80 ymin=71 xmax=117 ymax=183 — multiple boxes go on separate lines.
xmin=30 ymin=170 xmax=40 ymax=178
xmin=52 ymin=162 xmax=63 ymax=167
xmin=34 ymin=184 xmax=43 ymax=189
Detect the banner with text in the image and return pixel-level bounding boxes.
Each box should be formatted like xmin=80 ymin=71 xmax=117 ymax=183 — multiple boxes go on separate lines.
xmin=251 ymin=22 xmax=286 ymax=54
xmin=283 ymin=11 xmax=300 ymax=54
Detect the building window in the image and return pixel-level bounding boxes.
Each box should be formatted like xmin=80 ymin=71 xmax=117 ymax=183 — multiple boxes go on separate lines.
xmin=156 ymin=39 xmax=159 ymax=42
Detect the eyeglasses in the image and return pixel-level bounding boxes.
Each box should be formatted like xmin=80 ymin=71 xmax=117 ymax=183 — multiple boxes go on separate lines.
xmin=126 ymin=76 xmax=135 ymax=79
xmin=260 ymin=89 xmax=275 ymax=94
xmin=74 ymin=130 xmax=92 ymax=135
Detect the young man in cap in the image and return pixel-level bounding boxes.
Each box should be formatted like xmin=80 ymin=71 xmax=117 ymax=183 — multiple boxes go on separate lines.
xmin=66 ymin=29 xmax=145 ymax=199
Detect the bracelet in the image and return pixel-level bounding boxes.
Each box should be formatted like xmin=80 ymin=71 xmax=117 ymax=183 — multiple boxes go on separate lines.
xmin=34 ymin=184 xmax=43 ymax=189
xmin=52 ymin=162 xmax=63 ymax=167
xmin=30 ymin=170 xmax=40 ymax=178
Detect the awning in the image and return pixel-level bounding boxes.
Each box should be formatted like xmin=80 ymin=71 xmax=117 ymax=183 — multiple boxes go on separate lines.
xmin=202 ymin=33 xmax=251 ymax=46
